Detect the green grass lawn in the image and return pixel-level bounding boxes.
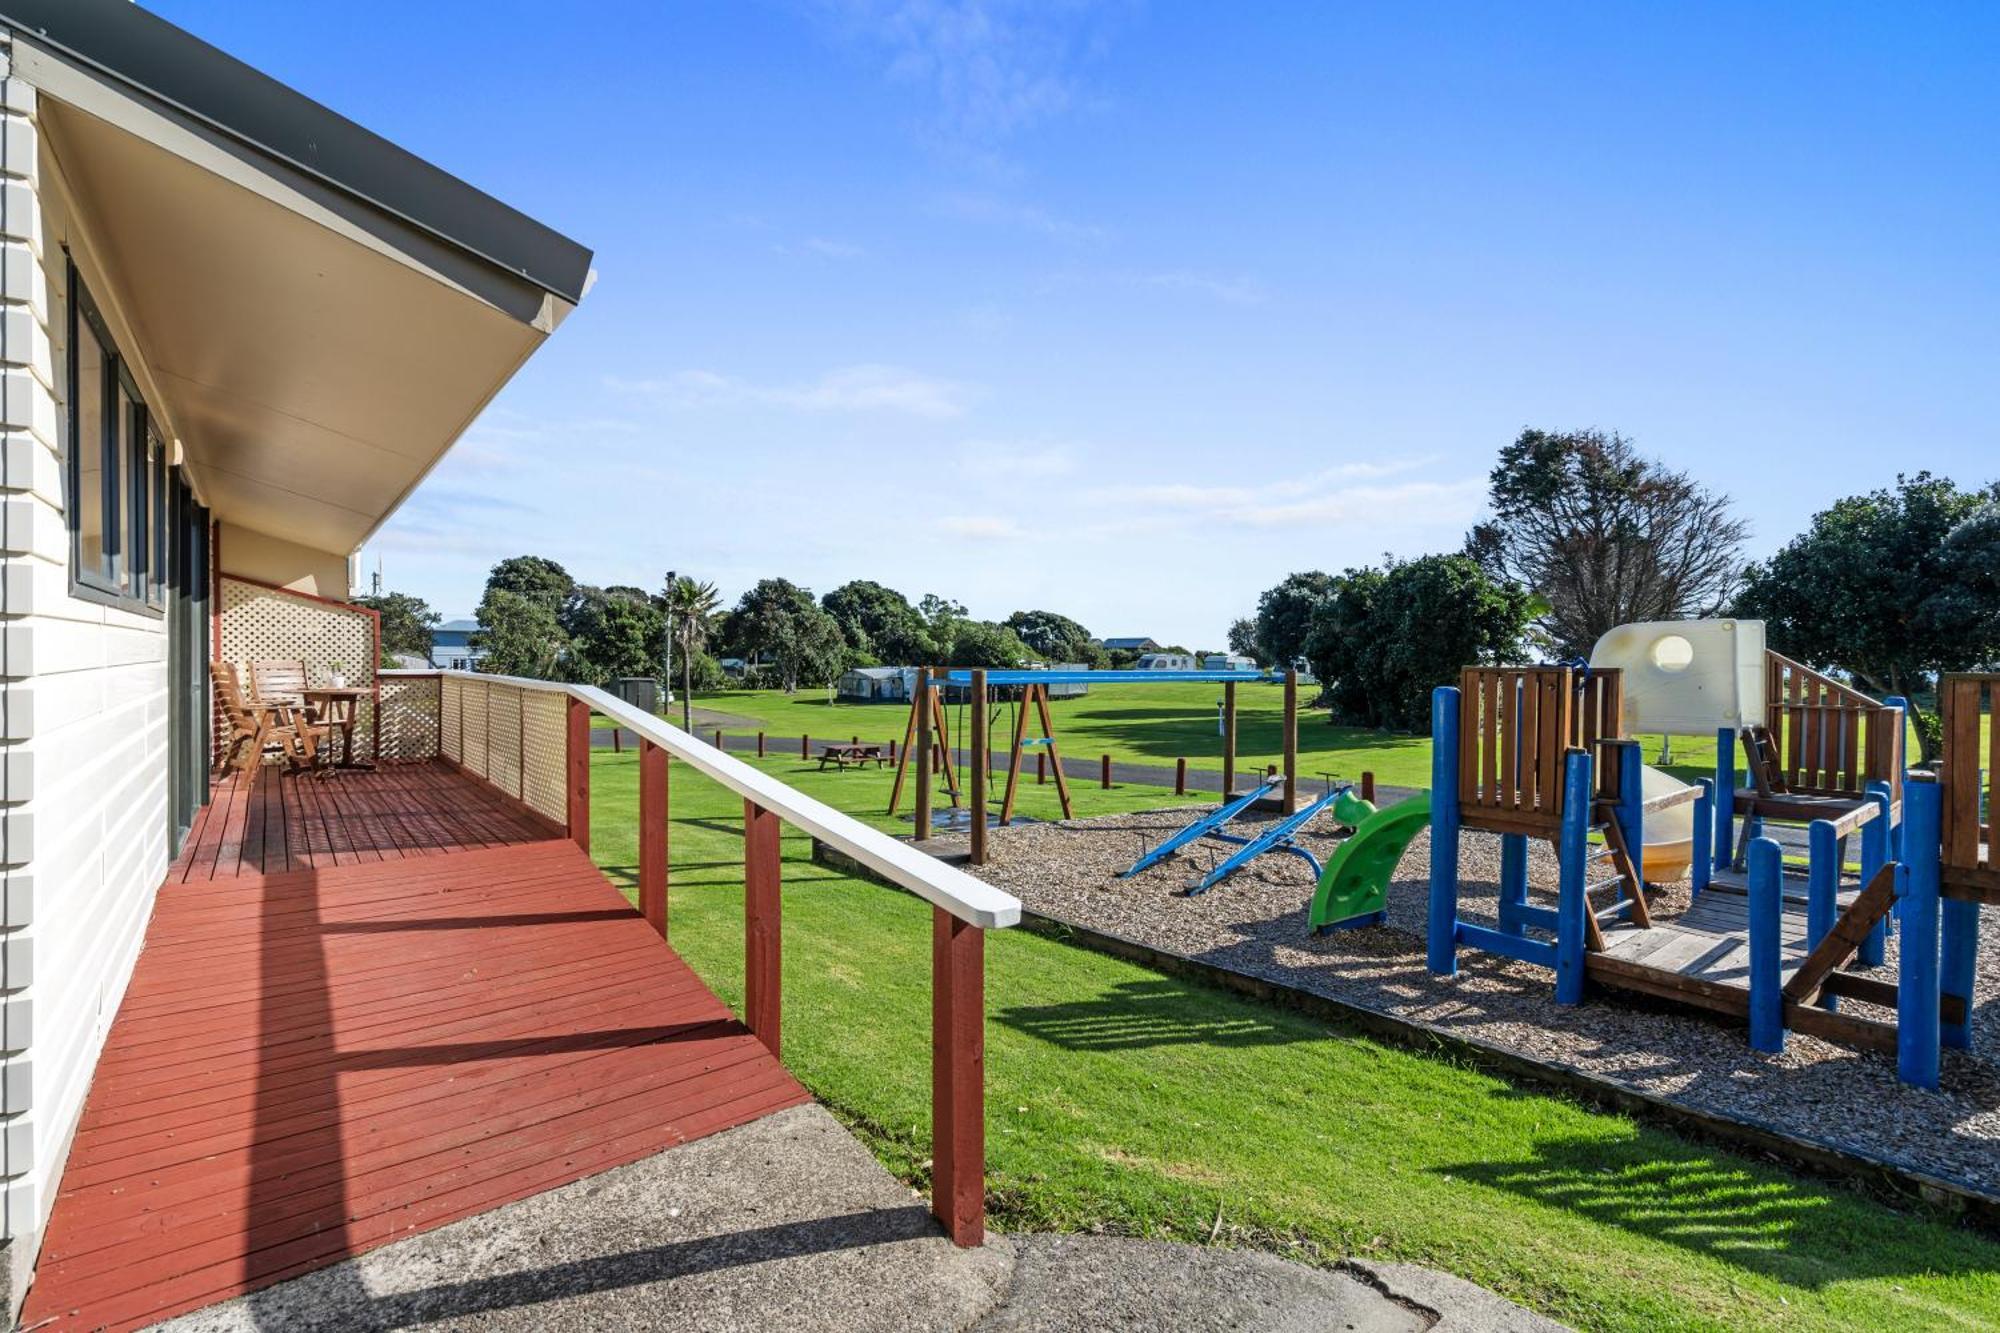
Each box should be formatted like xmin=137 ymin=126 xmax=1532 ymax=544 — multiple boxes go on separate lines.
xmin=582 ymin=746 xmax=2000 ymax=1332
xmin=681 ymin=684 xmax=1731 ymax=790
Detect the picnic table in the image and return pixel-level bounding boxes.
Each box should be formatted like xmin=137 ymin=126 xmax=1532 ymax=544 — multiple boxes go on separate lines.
xmin=818 ymin=743 xmax=887 ymax=771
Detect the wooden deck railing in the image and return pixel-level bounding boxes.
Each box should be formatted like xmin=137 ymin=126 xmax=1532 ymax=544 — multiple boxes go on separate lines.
xmin=1457 ymin=666 xmax=1623 ymax=834
xmin=379 ymin=670 xmax=1021 ymax=1246
xmin=1764 ymin=652 xmax=1904 ymax=800
xmin=1940 ymin=674 xmax=1996 ymax=887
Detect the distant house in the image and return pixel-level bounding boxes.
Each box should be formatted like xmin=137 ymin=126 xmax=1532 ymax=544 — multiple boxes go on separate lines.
xmin=429 ymin=619 xmax=486 ymax=671
xmin=837 ymin=666 xmax=916 ymax=702
xmin=1137 ymin=652 xmax=1197 ymax=672
xmin=1203 ymin=653 xmax=1258 ymax=671
xmin=718 ymin=657 xmax=749 ymax=679
xmin=1102 ymin=637 xmax=1160 ymax=653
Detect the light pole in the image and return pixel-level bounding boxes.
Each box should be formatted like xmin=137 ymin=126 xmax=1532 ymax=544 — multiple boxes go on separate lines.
xmin=663 ymin=568 xmax=676 ymax=711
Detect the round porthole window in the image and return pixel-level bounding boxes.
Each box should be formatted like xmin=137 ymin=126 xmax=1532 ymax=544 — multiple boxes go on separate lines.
xmin=1651 ymin=634 xmax=1694 ymax=673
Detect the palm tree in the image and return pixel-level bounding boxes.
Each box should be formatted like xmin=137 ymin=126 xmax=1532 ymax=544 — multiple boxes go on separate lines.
xmin=662 ymin=575 xmax=721 ymax=733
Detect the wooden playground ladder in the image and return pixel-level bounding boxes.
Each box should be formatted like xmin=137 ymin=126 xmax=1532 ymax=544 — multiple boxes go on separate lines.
xmin=1585 ymin=801 xmax=1652 ymax=945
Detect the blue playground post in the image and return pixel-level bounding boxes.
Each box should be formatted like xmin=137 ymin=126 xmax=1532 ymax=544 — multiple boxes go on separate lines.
xmin=1713 ymin=726 xmax=1736 ymax=872
xmin=1859 ymin=781 xmax=1891 ymax=967
xmin=1898 ymin=776 xmax=1942 ymax=1089
xmin=1498 ymin=834 xmax=1528 ymax=936
xmin=1943 ymin=897 xmax=1979 ymax=1053
xmin=1555 ymin=749 xmax=1593 ymax=1005
xmin=1427 ymin=687 xmax=1461 ymax=977
xmin=1747 ymin=836 xmax=1785 ymax=1053
xmin=1691 ymin=778 xmax=1714 ymax=897
xmin=1806 ymin=819 xmax=1838 ymax=1011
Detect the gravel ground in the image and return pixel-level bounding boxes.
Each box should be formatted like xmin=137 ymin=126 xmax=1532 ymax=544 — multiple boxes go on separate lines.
xmin=945 ymin=809 xmax=2000 ymax=1196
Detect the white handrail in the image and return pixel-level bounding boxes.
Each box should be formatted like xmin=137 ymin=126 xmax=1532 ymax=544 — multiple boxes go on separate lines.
xmin=384 ymin=670 xmax=1021 ymax=930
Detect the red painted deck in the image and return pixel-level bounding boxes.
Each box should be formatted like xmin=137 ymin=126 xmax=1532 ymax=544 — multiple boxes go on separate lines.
xmin=23 ymin=763 xmax=808 ymax=1332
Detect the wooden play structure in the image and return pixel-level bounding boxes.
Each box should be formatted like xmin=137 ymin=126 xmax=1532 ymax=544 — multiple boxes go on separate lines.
xmin=1429 ymin=634 xmax=1981 ymax=1089
xmin=890 ymin=666 xmax=1287 ymax=864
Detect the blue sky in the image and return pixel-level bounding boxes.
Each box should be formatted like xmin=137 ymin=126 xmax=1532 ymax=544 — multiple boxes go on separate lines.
xmin=157 ymin=1 xmax=1999 ymax=648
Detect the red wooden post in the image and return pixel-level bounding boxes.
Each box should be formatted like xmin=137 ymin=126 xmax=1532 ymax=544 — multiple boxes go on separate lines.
xmin=757 ymin=730 xmax=766 ymax=757
xmin=1175 ymin=756 xmax=1187 ymax=795
xmin=969 ymin=670 xmax=988 ymax=866
xmin=565 ymin=696 xmax=591 ymax=852
xmin=1101 ymin=754 xmax=1112 ymax=789
xmin=744 ymin=799 xmax=782 ymax=1056
xmin=639 ymin=739 xmax=669 ymax=938
xmin=931 ymin=906 xmax=986 ymax=1247
xmin=1361 ymin=770 xmax=1376 ymax=803
xmin=1222 ymin=681 xmax=1237 ymax=799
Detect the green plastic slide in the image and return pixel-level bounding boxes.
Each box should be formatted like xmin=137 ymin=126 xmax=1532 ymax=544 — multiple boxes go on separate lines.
xmin=1306 ymin=791 xmax=1432 ymax=933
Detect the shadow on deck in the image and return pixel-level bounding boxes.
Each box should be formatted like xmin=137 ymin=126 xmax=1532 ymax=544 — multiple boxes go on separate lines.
xmin=22 ymin=762 xmax=808 ymax=1332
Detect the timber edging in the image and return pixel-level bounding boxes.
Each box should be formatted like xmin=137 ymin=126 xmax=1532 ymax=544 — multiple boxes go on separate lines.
xmin=810 ymin=838 xmax=2000 ymax=1233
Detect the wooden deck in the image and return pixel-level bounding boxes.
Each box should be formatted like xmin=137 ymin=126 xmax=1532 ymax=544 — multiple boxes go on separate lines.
xmin=1596 ymin=887 xmax=1824 ymax=988
xmin=23 ymin=763 xmax=808 ymax=1332
xmin=170 ymin=762 xmax=559 ymax=879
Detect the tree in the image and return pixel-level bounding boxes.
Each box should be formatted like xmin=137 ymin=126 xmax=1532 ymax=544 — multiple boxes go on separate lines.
xmin=483 ymin=555 xmax=575 ymax=618
xmin=563 ymin=585 xmax=662 ymax=685
xmin=1736 ymin=472 xmax=2000 ymax=757
xmin=1253 ymin=571 xmax=1338 ymax=669
xmin=822 ymin=580 xmax=936 ymax=663
xmin=720 ymin=578 xmax=848 ymax=693
xmin=1465 ymin=428 xmax=1747 ymax=658
xmin=471 ymin=588 xmax=569 ymax=679
xmin=662 ymin=575 xmax=723 ymax=731
xmin=355 ymin=591 xmax=440 ymax=665
xmin=1226 ymin=617 xmax=1263 ymax=665
xmin=945 ymin=620 xmax=1030 ymax=669
xmin=1304 ymin=555 xmax=1536 ymax=733
xmin=1004 ymin=609 xmax=1098 ymax=664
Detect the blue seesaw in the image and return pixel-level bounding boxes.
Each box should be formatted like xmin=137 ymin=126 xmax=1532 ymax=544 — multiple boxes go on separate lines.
xmin=1123 ymin=778 xmax=1347 ymax=894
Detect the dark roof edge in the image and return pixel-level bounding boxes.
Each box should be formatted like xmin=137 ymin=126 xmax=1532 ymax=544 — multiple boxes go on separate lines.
xmin=1 ymin=0 xmax=592 ymax=304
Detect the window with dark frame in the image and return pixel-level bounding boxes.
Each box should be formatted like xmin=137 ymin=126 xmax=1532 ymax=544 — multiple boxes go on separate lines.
xmin=65 ymin=259 xmax=165 ymax=616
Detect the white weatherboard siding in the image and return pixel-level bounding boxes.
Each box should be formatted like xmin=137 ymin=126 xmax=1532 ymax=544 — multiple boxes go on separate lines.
xmin=0 ymin=40 xmax=173 ymax=1283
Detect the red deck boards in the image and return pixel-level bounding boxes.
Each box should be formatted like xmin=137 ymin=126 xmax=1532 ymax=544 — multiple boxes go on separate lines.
xmin=23 ymin=764 xmax=808 ymax=1332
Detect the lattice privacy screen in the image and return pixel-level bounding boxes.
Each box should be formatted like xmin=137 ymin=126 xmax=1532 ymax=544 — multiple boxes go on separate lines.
xmin=218 ymin=577 xmax=381 ymax=760
xmin=438 ymin=675 xmax=569 ymax=827
xmin=378 ymin=675 xmax=442 ymax=762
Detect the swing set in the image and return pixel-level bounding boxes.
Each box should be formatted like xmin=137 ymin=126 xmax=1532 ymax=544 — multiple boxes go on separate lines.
xmin=888 ymin=666 xmax=1296 ymax=866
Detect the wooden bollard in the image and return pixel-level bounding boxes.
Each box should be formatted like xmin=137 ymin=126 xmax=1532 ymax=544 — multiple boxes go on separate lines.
xmin=801 ymin=733 xmax=810 ymax=758
xmin=1175 ymin=757 xmax=1187 ymax=795
xmin=1361 ymin=770 xmax=1376 ymax=802
xmin=757 ymin=731 xmax=766 ymax=757
xmin=1101 ymin=754 xmax=1112 ymax=789
xmin=888 ymin=738 xmax=898 ymax=761
xmin=612 ymin=727 xmax=622 ymax=754
xmin=715 ymin=729 xmax=725 ymax=750
xmin=1036 ymin=752 xmax=1045 ymax=784
xmin=852 ymin=735 xmax=859 ymax=746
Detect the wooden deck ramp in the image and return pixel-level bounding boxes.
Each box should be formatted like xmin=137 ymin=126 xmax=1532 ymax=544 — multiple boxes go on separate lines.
xmin=20 ymin=763 xmax=808 ymax=1333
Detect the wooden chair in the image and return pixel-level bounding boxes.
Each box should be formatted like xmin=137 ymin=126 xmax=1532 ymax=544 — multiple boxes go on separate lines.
xmin=214 ymin=662 xmax=325 ymax=774
xmin=249 ymin=659 xmax=320 ymax=720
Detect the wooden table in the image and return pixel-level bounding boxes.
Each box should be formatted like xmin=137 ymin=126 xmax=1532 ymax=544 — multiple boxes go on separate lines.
xmin=818 ymin=743 xmax=886 ymax=771
xmin=303 ymin=686 xmax=371 ymax=767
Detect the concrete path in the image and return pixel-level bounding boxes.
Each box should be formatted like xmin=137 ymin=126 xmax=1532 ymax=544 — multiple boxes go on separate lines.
xmin=160 ymin=1105 xmax=1560 ymax=1333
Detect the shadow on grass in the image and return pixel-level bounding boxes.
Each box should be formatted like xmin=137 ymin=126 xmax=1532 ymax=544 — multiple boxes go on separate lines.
xmin=995 ymin=978 xmax=1310 ymax=1052
xmin=1432 ymin=1127 xmax=1996 ymax=1288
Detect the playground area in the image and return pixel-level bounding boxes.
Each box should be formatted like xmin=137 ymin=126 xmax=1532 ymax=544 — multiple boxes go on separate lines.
xmin=891 ymin=622 xmax=2000 ymax=1200
xmin=944 ymin=810 xmax=2000 ymax=1196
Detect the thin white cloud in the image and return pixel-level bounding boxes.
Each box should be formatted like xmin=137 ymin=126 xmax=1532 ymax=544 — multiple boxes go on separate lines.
xmin=953 ymin=439 xmax=1076 ymax=479
xmin=1138 ymin=270 xmax=1268 ymax=306
xmin=932 ymin=192 xmax=1109 ymax=244
xmin=608 ymin=364 xmax=975 ymax=419
xmin=803 ymin=236 xmax=866 ymax=259
xmin=936 ymin=514 xmax=1027 ymax=540
xmin=816 ymin=0 xmax=1122 ymax=144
